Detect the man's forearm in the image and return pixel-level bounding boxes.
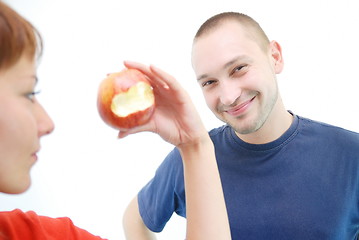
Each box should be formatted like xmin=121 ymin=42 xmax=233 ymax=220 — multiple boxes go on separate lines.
xmin=179 ymin=136 xmax=231 ymax=240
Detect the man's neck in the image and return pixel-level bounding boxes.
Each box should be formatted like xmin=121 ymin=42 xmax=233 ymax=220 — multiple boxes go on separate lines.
xmin=236 ymin=100 xmax=293 ymax=144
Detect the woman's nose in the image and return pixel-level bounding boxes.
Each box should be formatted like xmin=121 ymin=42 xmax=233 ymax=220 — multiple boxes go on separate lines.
xmin=35 ymin=101 xmax=55 ymax=137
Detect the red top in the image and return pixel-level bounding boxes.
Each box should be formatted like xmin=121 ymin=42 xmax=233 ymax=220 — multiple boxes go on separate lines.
xmin=0 ymin=209 xmax=107 ymax=240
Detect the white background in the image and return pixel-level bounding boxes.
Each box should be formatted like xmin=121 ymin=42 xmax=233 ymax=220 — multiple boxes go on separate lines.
xmin=1 ymin=0 xmax=359 ymax=239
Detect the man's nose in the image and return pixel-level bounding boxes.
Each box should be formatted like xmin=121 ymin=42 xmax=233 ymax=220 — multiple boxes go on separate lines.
xmin=219 ymin=79 xmax=242 ymax=106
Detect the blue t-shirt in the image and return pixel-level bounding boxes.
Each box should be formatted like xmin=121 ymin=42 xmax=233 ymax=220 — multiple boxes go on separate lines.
xmin=138 ymin=114 xmax=359 ymax=239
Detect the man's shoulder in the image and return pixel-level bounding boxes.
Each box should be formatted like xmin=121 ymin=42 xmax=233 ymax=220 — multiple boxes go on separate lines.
xmin=208 ymin=125 xmax=233 ymax=142
xmin=209 ymin=124 xmax=231 ymax=136
xmin=297 ymin=115 xmax=359 ymax=146
xmin=298 ymin=115 xmax=358 ymax=134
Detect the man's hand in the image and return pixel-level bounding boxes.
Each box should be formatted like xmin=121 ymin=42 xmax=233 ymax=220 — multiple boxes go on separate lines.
xmin=118 ymin=61 xmax=208 ymax=148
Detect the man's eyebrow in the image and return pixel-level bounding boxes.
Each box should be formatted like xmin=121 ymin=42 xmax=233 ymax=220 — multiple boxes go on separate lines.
xmin=197 ymin=74 xmax=208 ymax=82
xmin=224 ymin=55 xmax=252 ymax=69
xmin=196 ymin=55 xmax=251 ymax=81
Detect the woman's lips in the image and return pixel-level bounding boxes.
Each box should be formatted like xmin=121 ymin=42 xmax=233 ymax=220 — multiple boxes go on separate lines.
xmin=31 ymin=148 xmax=40 ymax=163
xmin=225 ymin=96 xmax=256 ymax=116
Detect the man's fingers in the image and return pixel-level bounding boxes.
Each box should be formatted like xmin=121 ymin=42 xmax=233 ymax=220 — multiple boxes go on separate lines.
xmin=124 ymin=61 xmax=169 ymax=91
xmin=117 ymin=122 xmax=154 ymax=139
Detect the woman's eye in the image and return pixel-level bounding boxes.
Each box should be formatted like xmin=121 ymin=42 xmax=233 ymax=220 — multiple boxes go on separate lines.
xmin=26 ymin=90 xmax=41 ymax=101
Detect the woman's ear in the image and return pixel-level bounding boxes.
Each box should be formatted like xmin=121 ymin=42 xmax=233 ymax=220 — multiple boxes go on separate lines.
xmin=270 ymin=40 xmax=284 ymax=74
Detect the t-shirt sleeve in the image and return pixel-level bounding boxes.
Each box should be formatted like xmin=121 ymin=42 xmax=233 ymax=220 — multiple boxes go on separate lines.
xmin=0 ymin=209 xmax=106 ymax=240
xmin=137 ymin=147 xmax=185 ymax=232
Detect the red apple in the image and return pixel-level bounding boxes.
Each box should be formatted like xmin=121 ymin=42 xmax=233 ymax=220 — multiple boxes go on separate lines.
xmin=97 ymin=68 xmax=155 ymax=129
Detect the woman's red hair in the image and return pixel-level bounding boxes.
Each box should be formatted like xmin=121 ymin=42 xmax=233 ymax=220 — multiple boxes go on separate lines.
xmin=0 ymin=1 xmax=42 ymax=71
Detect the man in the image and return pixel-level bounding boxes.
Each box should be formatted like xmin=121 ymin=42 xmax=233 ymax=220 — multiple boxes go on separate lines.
xmin=123 ymin=12 xmax=359 ymax=239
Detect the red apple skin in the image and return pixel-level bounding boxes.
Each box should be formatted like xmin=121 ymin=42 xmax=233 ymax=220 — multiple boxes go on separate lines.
xmin=97 ymin=68 xmax=155 ymax=129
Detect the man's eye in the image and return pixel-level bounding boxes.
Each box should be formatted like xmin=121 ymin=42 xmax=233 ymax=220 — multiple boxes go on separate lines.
xmin=231 ymin=65 xmax=246 ymax=75
xmin=202 ymin=80 xmax=216 ymax=87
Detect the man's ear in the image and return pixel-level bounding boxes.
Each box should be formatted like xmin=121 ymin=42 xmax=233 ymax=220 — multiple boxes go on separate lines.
xmin=270 ymin=40 xmax=284 ymax=74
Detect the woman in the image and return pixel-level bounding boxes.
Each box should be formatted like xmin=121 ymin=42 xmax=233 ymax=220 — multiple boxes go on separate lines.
xmin=0 ymin=2 xmax=231 ymax=239
xmin=0 ymin=1 xmax=105 ymax=239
